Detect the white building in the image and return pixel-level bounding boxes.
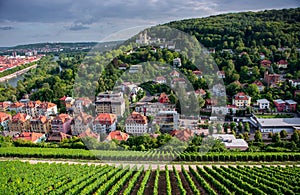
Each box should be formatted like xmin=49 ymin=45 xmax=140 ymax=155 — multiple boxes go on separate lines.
xmin=155 ymin=110 xmax=179 ymax=133
xmin=125 ymin=112 xmax=148 ymax=135
xmin=288 ymin=79 xmax=300 ymax=87
xmin=0 ymin=112 xmax=11 ymax=131
xmin=257 ymin=118 xmax=300 ymax=133
xmin=212 ymin=134 xmax=248 ymax=150
xmin=256 ymin=99 xmax=270 ymax=110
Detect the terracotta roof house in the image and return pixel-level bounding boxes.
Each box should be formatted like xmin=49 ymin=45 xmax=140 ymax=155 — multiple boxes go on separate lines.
xmin=171 ymin=78 xmax=186 ymax=88
xmin=93 ymin=113 xmax=117 ymax=134
xmin=171 ymin=129 xmax=194 ymax=141
xmin=37 ymin=102 xmax=58 ymax=117
xmin=13 ymin=132 xmax=45 ymax=143
xmin=9 ymin=113 xmax=31 ymax=132
xmin=154 ymin=76 xmax=166 ymax=84
xmin=0 ymin=112 xmax=12 ymax=131
xmin=158 ymin=93 xmax=169 ymax=103
xmin=260 ymin=60 xmax=272 ymax=68
xmin=170 ymin=70 xmax=180 ymax=77
xmin=192 ymin=70 xmax=203 ymax=78
xmin=106 ymin=131 xmax=129 ymax=142
xmin=277 ymin=60 xmax=288 ymax=69
xmin=232 ymin=92 xmax=251 ymax=108
xmin=0 ymin=101 xmax=11 ymax=112
xmin=78 ymin=128 xmax=100 ymax=141
xmin=71 ymin=112 xmax=93 ymax=135
xmin=217 ymin=71 xmax=225 ymax=79
xmin=195 ymin=89 xmax=206 ymax=97
xmin=252 ymin=80 xmax=265 ymax=92
xmin=264 ymin=71 xmax=280 ymax=85
xmin=47 ymin=132 xmax=72 ymax=142
xmin=125 ymin=112 xmax=148 ymax=135
xmin=8 ymin=102 xmax=24 ymax=113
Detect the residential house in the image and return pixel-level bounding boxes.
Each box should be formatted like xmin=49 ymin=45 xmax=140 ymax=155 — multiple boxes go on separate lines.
xmin=51 ymin=114 xmax=72 ymax=134
xmin=205 ymin=99 xmax=218 ymax=110
xmin=134 ymin=102 xmax=175 ymax=117
xmin=285 ymin=100 xmax=297 ymax=112
xmin=173 ymin=58 xmax=181 ymax=67
xmin=256 ymin=99 xmax=270 ymax=110
xmin=232 ymin=92 xmax=251 ymax=108
xmin=95 ymin=91 xmax=125 ymax=117
xmin=226 ymin=105 xmax=238 ymax=114
xmin=155 ymin=110 xmax=179 ymax=133
xmin=158 ymin=93 xmax=169 ymax=103
xmin=118 ymin=63 xmax=127 ymax=70
xmin=73 ymin=98 xmax=92 ymax=113
xmin=288 ymin=79 xmax=300 ymax=88
xmin=170 ymin=69 xmax=180 ymax=77
xmin=0 ymin=112 xmax=11 ymax=131
xmin=60 ymin=96 xmax=75 ymax=111
xmin=259 ymin=53 xmax=265 ymax=60
xmin=217 ymin=71 xmax=225 ymax=79
xmin=221 ymin=49 xmax=233 ymax=54
xmin=125 ymin=112 xmax=148 ymax=135
xmin=155 ymin=76 xmax=167 ymax=84
xmin=71 ymin=112 xmax=93 ymax=135
xmin=171 ymin=129 xmax=194 ymax=141
xmin=8 ymin=102 xmax=24 ymax=113
xmin=0 ymin=101 xmax=11 ymax=112
xmin=93 ymin=113 xmax=117 ymax=135
xmin=252 ymin=80 xmax=265 ymax=92
xmin=9 ymin=113 xmax=31 ymax=132
xmin=47 ymin=132 xmax=71 ymax=142
xmin=106 ymin=131 xmax=129 ymax=142
xmin=260 ymin=60 xmax=271 ymax=68
xmin=78 ymin=128 xmax=100 ymax=141
xmin=171 ymin=78 xmax=186 ymax=88
xmin=277 ymin=60 xmax=288 ymax=69
xmin=37 ymin=102 xmax=58 ymax=117
xmin=192 ymin=70 xmax=203 ymax=79
xmin=195 ymin=89 xmax=206 ymax=97
xmin=13 ymin=132 xmax=45 ymax=143
xmin=30 ymin=116 xmax=51 ymax=133
xmin=264 ymin=71 xmax=280 ymax=85
xmin=274 ymin=99 xmax=286 ymax=112
xmin=21 ymin=100 xmax=41 ymax=117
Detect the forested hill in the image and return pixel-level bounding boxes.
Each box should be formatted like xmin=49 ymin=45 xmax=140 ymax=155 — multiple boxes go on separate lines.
xmin=166 ymin=8 xmax=300 ymax=50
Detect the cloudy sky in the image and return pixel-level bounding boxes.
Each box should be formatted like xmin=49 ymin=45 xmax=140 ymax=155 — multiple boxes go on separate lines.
xmin=0 ymin=0 xmax=299 ymax=46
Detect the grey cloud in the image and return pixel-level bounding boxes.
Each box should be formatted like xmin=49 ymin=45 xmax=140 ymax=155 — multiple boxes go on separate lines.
xmin=0 ymin=26 xmax=14 ymax=30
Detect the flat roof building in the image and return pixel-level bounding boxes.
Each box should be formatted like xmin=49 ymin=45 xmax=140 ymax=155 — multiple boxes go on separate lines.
xmin=257 ymin=118 xmax=300 ymax=133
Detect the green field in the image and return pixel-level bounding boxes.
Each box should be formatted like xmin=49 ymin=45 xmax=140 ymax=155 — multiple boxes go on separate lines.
xmin=0 ymin=160 xmax=299 ymax=195
xmin=1 ymin=147 xmax=300 ymax=162
xmin=255 ymin=114 xmax=294 ymax=118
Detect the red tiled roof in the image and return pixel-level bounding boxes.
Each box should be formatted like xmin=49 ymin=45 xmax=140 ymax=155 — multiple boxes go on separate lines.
xmin=12 ymin=113 xmax=29 ymax=123
xmin=252 ymin=80 xmax=264 ymax=87
xmin=126 ymin=111 xmax=147 ymax=124
xmin=52 ymin=114 xmax=71 ymax=123
xmin=260 ymin=60 xmax=271 ymax=65
xmin=170 ymin=70 xmax=180 ymax=76
xmin=158 ymin=93 xmax=169 ymax=103
xmin=78 ymin=128 xmax=99 ymax=140
xmin=234 ymin=92 xmax=250 ymax=100
xmin=195 ymin=89 xmax=206 ymax=95
xmin=9 ymin=102 xmax=24 ymax=108
xmin=171 ymin=129 xmax=194 ymax=141
xmin=13 ymin=132 xmax=44 ymax=143
xmin=94 ymin=113 xmax=117 ymax=125
xmin=106 ymin=131 xmax=129 ymax=141
xmin=192 ymin=70 xmax=202 ymax=75
xmin=30 ymin=115 xmax=48 ymax=124
xmin=75 ymin=112 xmax=93 ymax=125
xmin=0 ymin=112 xmax=11 ymax=122
xmin=277 ymin=60 xmax=288 ymax=65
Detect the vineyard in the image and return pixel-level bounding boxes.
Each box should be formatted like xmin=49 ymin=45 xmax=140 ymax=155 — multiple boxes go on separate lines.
xmin=1 ymin=147 xmax=300 ymax=162
xmin=1 ymin=161 xmax=299 ymax=194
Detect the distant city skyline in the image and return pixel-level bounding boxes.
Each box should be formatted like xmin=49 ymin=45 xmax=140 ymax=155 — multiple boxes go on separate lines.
xmin=0 ymin=0 xmax=299 ymax=47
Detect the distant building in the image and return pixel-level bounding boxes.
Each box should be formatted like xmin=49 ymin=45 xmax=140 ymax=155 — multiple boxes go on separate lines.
xmin=9 ymin=113 xmax=31 ymax=132
xmin=155 ymin=110 xmax=179 ymax=133
xmin=171 ymin=129 xmax=194 ymax=141
xmin=0 ymin=112 xmax=11 ymax=131
xmin=125 ymin=112 xmax=148 ymax=135
xmin=232 ymin=92 xmax=251 ymax=108
xmin=285 ymin=100 xmax=297 ymax=112
xmin=93 ymin=113 xmax=117 ymax=135
xmin=195 ymin=89 xmax=206 ymax=97
xmin=135 ymin=102 xmax=175 ymax=117
xmin=277 ymin=60 xmax=288 ymax=69
xmin=171 ymin=78 xmax=186 ymax=88
xmin=106 ymin=131 xmax=129 ymax=142
xmin=8 ymin=102 xmax=24 ymax=113
xmin=129 ymin=65 xmax=142 ymax=73
xmin=158 ymin=93 xmax=169 ymax=104
xmin=252 ymin=80 xmax=265 ymax=92
xmin=192 ymin=70 xmax=203 ymax=79
xmin=13 ymin=132 xmax=45 ymax=143
xmin=257 ymin=118 xmax=300 ymax=133
xmin=259 ymin=53 xmax=265 ymax=60
xmin=170 ymin=69 xmax=180 ymax=77
xmin=71 ymin=112 xmax=93 ymax=135
xmin=260 ymin=60 xmax=271 ymax=68
xmin=0 ymin=102 xmax=11 ymax=112
xmin=212 ymin=134 xmax=248 ymax=151
xmin=256 ymin=99 xmax=270 ymax=110
xmin=155 ymin=76 xmax=167 ymax=84
xmin=73 ymin=98 xmax=92 ymax=113
xmin=264 ymin=71 xmax=280 ymax=86
xmin=217 ymin=71 xmax=225 ymax=79
xmin=30 ymin=116 xmax=51 ymax=133
xmin=288 ymin=79 xmax=300 ymax=87
xmin=47 ymin=132 xmax=71 ymax=142
xmin=95 ymin=91 xmax=125 ymax=117
xmin=173 ymin=58 xmax=181 ymax=67
xmin=37 ymin=102 xmax=57 ymax=117
xmin=51 ymin=114 xmax=72 ymax=134
xmin=274 ymin=99 xmax=286 ymax=112
xmin=60 ymin=96 xmax=75 ymax=111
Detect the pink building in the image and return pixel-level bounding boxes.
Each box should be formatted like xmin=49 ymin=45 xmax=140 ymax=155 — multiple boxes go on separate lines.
xmin=274 ymin=99 xmax=286 ymax=112
xmin=51 ymin=114 xmax=72 ymax=134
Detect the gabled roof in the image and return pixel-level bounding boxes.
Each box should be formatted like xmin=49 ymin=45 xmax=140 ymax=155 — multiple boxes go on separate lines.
xmin=52 ymin=114 xmax=71 ymax=123
xmin=252 ymin=80 xmax=264 ymax=87
xmin=9 ymin=102 xmax=24 ymax=108
xmin=30 ymin=115 xmax=48 ymax=124
xmin=12 ymin=113 xmax=30 ymax=123
xmin=47 ymin=132 xmax=71 ymax=142
xmin=74 ymin=112 xmax=93 ymax=125
xmin=126 ymin=112 xmax=147 ymax=124
xmin=13 ymin=132 xmax=44 ymax=143
xmin=192 ymin=70 xmax=202 ymax=75
xmin=0 ymin=112 xmax=11 ymax=122
xmin=106 ymin=131 xmax=129 ymax=141
xmin=171 ymin=129 xmax=194 ymax=141
xmin=78 ymin=128 xmax=99 ymax=140
xmin=94 ymin=113 xmax=117 ymax=125
xmin=277 ymin=59 xmax=288 ymax=65
xmin=170 ymin=70 xmax=180 ymax=77
xmin=233 ymin=92 xmax=250 ymax=100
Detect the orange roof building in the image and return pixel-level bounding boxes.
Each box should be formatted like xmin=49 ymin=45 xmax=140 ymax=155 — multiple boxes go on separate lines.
xmin=0 ymin=112 xmax=12 ymax=131
xmin=9 ymin=113 xmax=31 ymax=132
xmin=106 ymin=131 xmax=129 ymax=142
xmin=232 ymin=92 xmax=251 ymax=108
xmin=71 ymin=112 xmax=94 ymax=135
xmin=171 ymin=129 xmax=194 ymax=141
xmin=30 ymin=115 xmax=51 ymax=133
xmin=37 ymin=102 xmax=57 ymax=117
xmin=93 ymin=113 xmax=117 ymax=135
xmin=125 ymin=112 xmax=148 ymax=135
xmin=158 ymin=93 xmax=169 ymax=104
